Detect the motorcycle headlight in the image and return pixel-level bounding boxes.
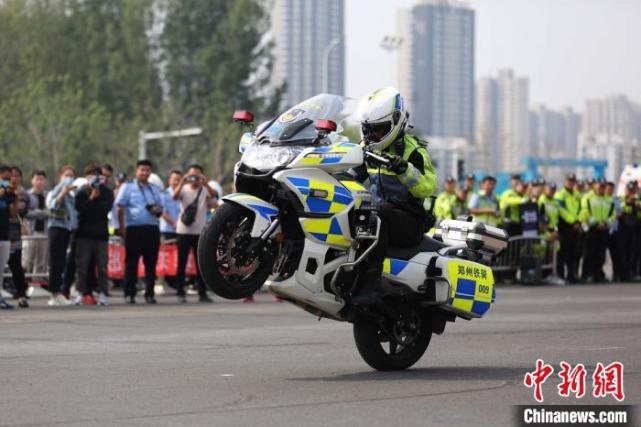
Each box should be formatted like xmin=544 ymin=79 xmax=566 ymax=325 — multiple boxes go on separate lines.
xmin=241 ymin=144 xmax=303 ymax=171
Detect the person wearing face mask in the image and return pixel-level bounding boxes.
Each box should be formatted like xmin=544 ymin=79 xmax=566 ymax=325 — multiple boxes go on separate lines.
xmin=23 ymin=171 xmax=49 ymax=281
xmin=0 ymin=165 xmax=17 ymax=309
xmin=46 ymin=165 xmax=78 ymax=306
xmin=73 ymin=163 xmax=114 ymax=306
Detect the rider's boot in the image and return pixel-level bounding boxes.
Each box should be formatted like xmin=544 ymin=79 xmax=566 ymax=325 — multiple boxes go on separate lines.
xmin=350 ymin=265 xmax=384 ymax=306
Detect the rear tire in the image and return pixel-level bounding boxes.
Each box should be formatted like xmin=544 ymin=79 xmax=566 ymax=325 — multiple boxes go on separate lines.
xmin=197 ymin=202 xmax=275 ymax=300
xmin=353 ymin=310 xmax=432 ymax=371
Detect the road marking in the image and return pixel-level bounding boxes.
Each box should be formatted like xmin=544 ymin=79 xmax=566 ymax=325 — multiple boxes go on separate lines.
xmin=573 ymin=346 xmax=624 ymax=351
xmin=220 ymin=373 xmax=235 ymax=377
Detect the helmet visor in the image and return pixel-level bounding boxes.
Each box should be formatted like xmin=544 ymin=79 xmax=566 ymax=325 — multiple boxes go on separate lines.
xmin=362 ymin=121 xmax=392 ymax=143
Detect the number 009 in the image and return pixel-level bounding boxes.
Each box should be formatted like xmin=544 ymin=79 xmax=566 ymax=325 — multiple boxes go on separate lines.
xmin=478 ymin=285 xmax=490 ymax=294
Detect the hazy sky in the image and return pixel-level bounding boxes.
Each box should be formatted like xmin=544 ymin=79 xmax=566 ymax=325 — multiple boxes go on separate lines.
xmin=346 ymin=0 xmax=640 ymax=111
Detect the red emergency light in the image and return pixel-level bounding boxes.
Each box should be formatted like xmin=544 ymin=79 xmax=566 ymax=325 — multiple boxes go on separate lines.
xmin=315 ymin=119 xmax=337 ymax=133
xmin=233 ymin=110 xmax=254 ymax=123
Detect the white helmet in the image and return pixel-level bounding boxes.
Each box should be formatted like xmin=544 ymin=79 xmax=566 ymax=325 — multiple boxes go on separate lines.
xmin=357 ymin=87 xmax=408 ymax=151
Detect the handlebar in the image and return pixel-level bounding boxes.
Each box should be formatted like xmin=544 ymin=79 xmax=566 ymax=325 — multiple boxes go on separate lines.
xmin=363 ymin=150 xmax=391 ymax=166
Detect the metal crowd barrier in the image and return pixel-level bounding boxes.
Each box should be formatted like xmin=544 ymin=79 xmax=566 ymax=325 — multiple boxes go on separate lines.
xmin=7 ymin=233 xmax=563 ymax=286
xmin=492 ymin=235 xmax=563 ymax=284
xmin=3 ymin=234 xmax=195 ymax=284
xmin=17 ymin=234 xmax=49 ymax=280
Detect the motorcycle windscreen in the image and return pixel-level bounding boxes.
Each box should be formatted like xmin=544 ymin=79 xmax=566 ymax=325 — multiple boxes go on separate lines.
xmin=260 ymin=94 xmax=359 ymax=144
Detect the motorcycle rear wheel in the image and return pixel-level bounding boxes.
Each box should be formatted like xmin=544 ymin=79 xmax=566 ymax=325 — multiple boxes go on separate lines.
xmin=197 ymin=202 xmax=275 ymax=300
xmin=353 ymin=310 xmax=432 ymax=371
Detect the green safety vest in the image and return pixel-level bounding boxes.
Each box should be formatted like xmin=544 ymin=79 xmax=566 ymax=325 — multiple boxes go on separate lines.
xmin=434 ymin=191 xmax=457 ymax=220
xmin=580 ymin=193 xmax=615 ymax=227
xmin=470 ymin=190 xmax=500 ymax=226
xmin=538 ymin=194 xmax=560 ymax=231
xmin=554 ymin=187 xmax=580 ymax=225
xmin=500 ymin=189 xmax=525 ymax=223
xmin=452 ymin=197 xmax=469 ymax=219
xmin=620 ymin=195 xmax=639 ymax=226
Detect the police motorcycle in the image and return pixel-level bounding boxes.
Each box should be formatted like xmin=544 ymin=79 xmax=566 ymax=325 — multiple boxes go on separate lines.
xmin=197 ymin=94 xmax=508 ymax=370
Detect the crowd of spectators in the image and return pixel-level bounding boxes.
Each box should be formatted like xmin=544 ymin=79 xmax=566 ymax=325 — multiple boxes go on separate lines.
xmin=433 ymin=173 xmax=641 ymax=283
xmin=3 ymin=160 xmax=640 ymax=310
xmin=0 ymin=159 xmax=224 ymax=309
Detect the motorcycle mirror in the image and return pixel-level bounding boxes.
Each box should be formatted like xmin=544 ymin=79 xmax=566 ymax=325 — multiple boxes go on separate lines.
xmin=315 ymin=119 xmax=337 ymax=133
xmin=233 ymin=110 xmax=255 ymax=124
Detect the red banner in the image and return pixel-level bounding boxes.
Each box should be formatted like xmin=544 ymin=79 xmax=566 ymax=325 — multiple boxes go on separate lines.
xmin=108 ymin=242 xmax=197 ymax=279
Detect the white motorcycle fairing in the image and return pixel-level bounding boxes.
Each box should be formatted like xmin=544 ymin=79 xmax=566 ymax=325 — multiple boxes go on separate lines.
xmin=221 ymin=193 xmax=280 ymax=238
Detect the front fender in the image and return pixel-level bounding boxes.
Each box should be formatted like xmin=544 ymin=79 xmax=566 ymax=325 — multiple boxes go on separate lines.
xmin=222 ymin=193 xmax=279 ymax=238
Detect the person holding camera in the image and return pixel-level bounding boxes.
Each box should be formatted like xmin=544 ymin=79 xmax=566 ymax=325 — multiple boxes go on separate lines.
xmin=74 ymin=163 xmax=114 ymax=306
xmin=46 ymin=165 xmax=78 ymax=306
xmin=172 ymin=164 xmax=218 ymax=303
xmin=116 ymin=160 xmax=169 ymax=304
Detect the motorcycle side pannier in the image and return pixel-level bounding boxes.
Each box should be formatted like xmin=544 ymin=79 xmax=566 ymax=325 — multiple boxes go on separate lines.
xmin=434 ymin=219 xmax=508 ymax=255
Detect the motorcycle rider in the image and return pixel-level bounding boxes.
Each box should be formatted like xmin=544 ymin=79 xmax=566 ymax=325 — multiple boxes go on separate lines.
xmin=352 ymin=87 xmax=437 ymax=303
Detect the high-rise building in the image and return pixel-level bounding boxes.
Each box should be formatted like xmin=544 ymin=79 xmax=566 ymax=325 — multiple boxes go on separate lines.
xmin=475 ymin=78 xmax=498 ymax=171
xmin=398 ymin=0 xmax=474 ymax=141
xmin=580 ymin=95 xmax=641 ymax=181
xmin=578 ymin=134 xmax=641 ymax=182
xmin=529 ymin=105 xmax=580 ymax=159
xmin=583 ymin=95 xmax=641 ymax=141
xmin=529 ymin=105 xmax=581 ymax=182
xmin=474 ymin=69 xmax=529 ymax=173
xmin=271 ymin=0 xmax=345 ymax=107
xmin=560 ymin=106 xmax=581 ymax=159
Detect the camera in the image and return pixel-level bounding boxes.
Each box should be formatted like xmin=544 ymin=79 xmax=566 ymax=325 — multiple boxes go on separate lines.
xmin=186 ymin=174 xmax=200 ymax=183
xmin=146 ymin=203 xmax=163 ymax=218
xmin=89 ymin=174 xmax=102 ymax=189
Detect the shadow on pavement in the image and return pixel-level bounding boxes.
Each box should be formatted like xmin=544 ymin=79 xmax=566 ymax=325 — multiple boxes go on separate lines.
xmin=289 ymin=366 xmax=527 ymax=382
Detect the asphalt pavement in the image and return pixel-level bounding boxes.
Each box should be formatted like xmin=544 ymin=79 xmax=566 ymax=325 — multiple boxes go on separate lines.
xmin=0 ymin=283 xmax=639 ymax=426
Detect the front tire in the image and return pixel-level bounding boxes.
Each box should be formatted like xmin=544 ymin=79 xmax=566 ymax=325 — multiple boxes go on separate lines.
xmin=198 ymin=202 xmax=275 ymax=300
xmin=353 ymin=310 xmax=432 ymax=371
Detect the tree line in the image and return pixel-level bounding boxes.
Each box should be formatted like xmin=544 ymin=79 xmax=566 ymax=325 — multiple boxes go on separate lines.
xmin=0 ymin=0 xmax=281 ymax=185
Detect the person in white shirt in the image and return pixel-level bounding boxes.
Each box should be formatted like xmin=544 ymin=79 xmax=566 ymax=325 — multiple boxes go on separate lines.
xmin=172 ymin=164 xmax=218 ymax=303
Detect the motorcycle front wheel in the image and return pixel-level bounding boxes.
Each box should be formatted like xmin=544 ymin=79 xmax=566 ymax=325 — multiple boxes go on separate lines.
xmin=353 ymin=309 xmax=432 ymax=371
xmin=197 ymin=202 xmax=275 ymax=300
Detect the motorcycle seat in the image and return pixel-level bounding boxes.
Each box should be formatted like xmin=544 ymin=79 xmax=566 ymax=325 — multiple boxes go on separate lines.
xmin=386 ymin=235 xmax=447 ymax=261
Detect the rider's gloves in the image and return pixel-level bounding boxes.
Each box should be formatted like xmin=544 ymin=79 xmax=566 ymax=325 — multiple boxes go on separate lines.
xmin=388 ymin=155 xmax=408 ymax=174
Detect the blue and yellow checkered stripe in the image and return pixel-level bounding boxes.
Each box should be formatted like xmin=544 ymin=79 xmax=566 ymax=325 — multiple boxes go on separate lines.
xmin=340 ymin=180 xmax=371 ymax=209
xmin=287 ymin=177 xmax=354 ymax=214
xmin=225 ymin=194 xmax=279 ymax=221
xmin=300 ymin=217 xmax=351 ymax=247
xmin=299 ymin=142 xmax=359 ymax=165
xmin=383 ymin=258 xmax=409 ymax=276
xmin=447 ymin=261 xmax=495 ymax=317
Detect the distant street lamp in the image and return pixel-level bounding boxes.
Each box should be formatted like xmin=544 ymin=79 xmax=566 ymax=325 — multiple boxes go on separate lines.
xmin=380 ymin=34 xmax=403 ymax=52
xmin=380 ymin=35 xmax=404 ymax=86
xmin=322 ymin=35 xmax=345 ymax=93
xmin=138 ymin=127 xmax=203 ymax=160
